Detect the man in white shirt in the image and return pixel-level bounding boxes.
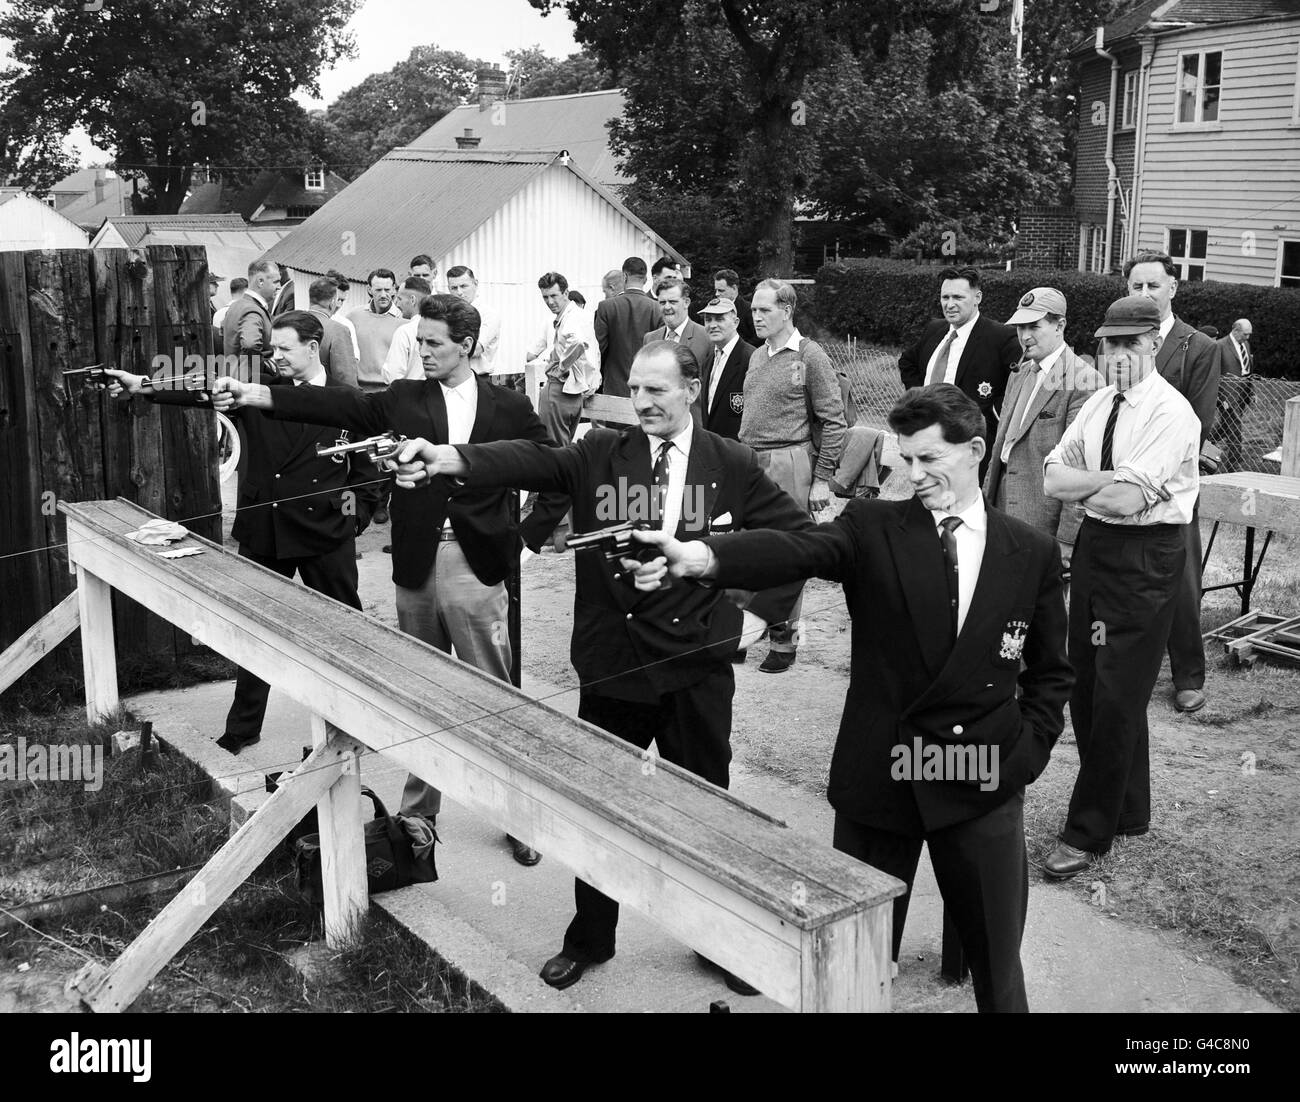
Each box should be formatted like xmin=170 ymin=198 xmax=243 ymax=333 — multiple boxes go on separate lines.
xmin=326 ymin=270 xmax=361 ymax=360
xmin=446 ymin=265 xmax=501 ymax=379
xmin=380 ymin=276 xmax=432 ymax=385
xmin=1042 ymin=295 xmax=1201 ymax=880
xmin=212 ymin=277 xmax=247 ymax=332
xmin=525 ymin=271 xmax=600 ymax=445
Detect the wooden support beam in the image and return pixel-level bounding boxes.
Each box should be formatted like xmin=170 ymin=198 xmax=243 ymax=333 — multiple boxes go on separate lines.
xmin=74 ymin=566 xmax=118 ymax=723
xmin=0 ymin=865 xmax=202 ymax=933
xmin=72 ymin=734 xmax=362 ymax=1013
xmin=0 ymin=590 xmax=79 ymax=696
xmin=581 ymin=394 xmax=638 ymax=425
xmin=1281 ymin=395 xmax=1300 ymax=479
xmin=800 ymin=902 xmax=893 ymax=1012
xmin=311 ymin=714 xmax=368 ymax=948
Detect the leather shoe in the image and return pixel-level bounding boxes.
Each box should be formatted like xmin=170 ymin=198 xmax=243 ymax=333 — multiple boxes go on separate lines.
xmin=373 ymin=507 xmax=389 ymax=525
xmin=539 ymin=953 xmax=588 ymax=990
xmin=1174 ymin=689 xmax=1206 ymax=713
xmin=507 ymin=834 xmax=542 ymax=866
xmin=215 ymin=732 xmax=259 ymax=755
xmin=1043 ymin=842 xmax=1094 ymax=880
xmin=696 ymin=952 xmax=760 ymax=996
xmin=758 ymin=650 xmax=796 ymax=674
xmin=731 ymin=648 xmax=747 ymax=665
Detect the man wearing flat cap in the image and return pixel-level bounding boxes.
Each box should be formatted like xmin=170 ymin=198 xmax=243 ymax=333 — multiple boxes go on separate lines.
xmin=1042 ymin=295 xmax=1200 ymax=880
xmin=984 ymin=288 xmax=1101 ymax=568
xmin=698 ymin=296 xmax=755 ymax=440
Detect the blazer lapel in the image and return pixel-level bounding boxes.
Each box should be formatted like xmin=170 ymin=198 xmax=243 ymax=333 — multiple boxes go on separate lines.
xmin=468 ymin=376 xmax=495 ymax=443
xmin=1156 ymin=318 xmax=1189 ymax=376
xmin=422 ymin=379 xmax=451 ymax=445
xmin=951 ymin=317 xmax=984 ymax=391
xmin=883 ymin=497 xmax=954 ymax=680
xmin=677 ymin=428 xmax=723 ymax=539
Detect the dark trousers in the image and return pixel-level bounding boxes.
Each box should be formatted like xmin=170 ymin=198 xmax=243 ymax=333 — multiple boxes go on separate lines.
xmin=1062 ymin=519 xmax=1184 ymax=853
xmin=832 ymin=794 xmax=1029 ymax=1014
xmin=1166 ymin=501 xmax=1206 ymax=692
xmin=223 ymin=541 xmax=362 ymax=742
xmin=561 ymin=667 xmax=735 ymax=963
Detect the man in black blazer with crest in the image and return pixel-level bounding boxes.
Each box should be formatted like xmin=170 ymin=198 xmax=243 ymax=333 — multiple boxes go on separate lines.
xmin=899 ymin=266 xmax=1021 ymax=480
xmin=629 ymin=384 xmax=1073 ymax=1013
xmin=392 ymin=340 xmax=813 ymax=995
xmin=698 ymin=295 xmax=755 ymax=440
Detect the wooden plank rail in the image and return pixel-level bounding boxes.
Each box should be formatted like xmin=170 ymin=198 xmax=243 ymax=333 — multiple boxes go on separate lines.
xmin=59 ymin=497 xmax=903 ymax=1012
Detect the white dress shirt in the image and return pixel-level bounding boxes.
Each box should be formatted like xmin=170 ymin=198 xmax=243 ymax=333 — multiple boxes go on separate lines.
xmin=651 ymin=417 xmax=694 ymax=536
xmin=471 ymin=300 xmax=502 ymax=374
xmin=1229 ymin=335 xmax=1250 ymax=375
xmin=1001 ymin=343 xmax=1065 ymax=463
xmin=1045 ymin=369 xmax=1200 ymax=525
xmin=764 ymin=326 xmax=804 ymax=359
xmin=441 ymin=374 xmax=478 ymax=531
xmin=294 ymin=369 xmax=327 ymax=387
xmin=928 ymin=493 xmax=987 ymax=636
xmin=925 ymin=312 xmax=980 ymax=385
xmin=707 ymin=334 xmax=739 ymax=413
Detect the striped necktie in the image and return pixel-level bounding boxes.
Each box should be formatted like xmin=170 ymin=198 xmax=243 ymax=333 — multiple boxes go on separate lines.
xmin=1100 ymin=392 xmax=1124 ymax=471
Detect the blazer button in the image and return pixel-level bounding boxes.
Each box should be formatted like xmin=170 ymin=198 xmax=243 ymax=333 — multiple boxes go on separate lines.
xmin=613 ymin=572 xmax=620 ymax=579
xmin=672 ymin=617 xmax=679 ymax=624
xmin=953 ymin=724 xmax=963 ymax=735
xmin=274 ymin=473 xmax=281 ymax=479
xmin=271 ymin=503 xmax=278 ymax=509
xmin=626 ymin=612 xmax=633 ymax=620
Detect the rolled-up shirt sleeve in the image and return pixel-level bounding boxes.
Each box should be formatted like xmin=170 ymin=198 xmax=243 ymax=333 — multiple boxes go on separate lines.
xmin=1110 ymin=405 xmax=1197 ymax=505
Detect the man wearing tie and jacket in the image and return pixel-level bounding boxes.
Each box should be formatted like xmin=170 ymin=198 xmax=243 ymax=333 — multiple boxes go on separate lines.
xmin=622 ymin=384 xmax=1074 ymax=1013
xmin=984 ymin=288 xmax=1102 ymax=565
xmin=698 ymin=295 xmax=755 ymax=440
xmin=1213 ymin=318 xmax=1254 ymax=471
xmin=390 ymin=340 xmax=813 ymax=996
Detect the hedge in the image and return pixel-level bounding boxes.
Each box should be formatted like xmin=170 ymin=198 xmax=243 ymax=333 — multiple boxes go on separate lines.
xmin=812 ymin=262 xmax=1300 ymax=379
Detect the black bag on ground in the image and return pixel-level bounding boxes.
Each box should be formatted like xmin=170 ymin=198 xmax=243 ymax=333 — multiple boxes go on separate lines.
xmin=294 ymin=786 xmax=438 ymax=905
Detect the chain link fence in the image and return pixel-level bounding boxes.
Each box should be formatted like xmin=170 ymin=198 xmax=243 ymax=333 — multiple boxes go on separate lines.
xmin=819 ymin=337 xmax=1300 ymax=480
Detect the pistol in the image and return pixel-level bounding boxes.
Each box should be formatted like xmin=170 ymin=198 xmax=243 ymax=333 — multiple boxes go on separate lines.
xmin=62 ymin=364 xmax=206 ymax=395
xmin=566 ymin=521 xmax=662 ymax=565
xmin=315 ymin=432 xmax=407 ymax=465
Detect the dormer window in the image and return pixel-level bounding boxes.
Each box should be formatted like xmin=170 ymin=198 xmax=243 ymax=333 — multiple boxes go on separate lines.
xmin=304 ymin=168 xmax=324 ymax=191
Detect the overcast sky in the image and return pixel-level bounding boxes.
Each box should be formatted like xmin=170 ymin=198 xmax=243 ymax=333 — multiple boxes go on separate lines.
xmin=0 ymin=0 xmax=581 ymax=164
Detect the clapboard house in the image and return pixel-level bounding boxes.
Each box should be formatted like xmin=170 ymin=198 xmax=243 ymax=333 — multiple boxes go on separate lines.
xmin=263 ymin=148 xmax=685 ymax=375
xmin=1018 ymin=0 xmax=1300 ymax=286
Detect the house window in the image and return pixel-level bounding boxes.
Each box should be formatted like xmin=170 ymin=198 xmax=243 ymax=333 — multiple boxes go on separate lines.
xmin=1176 ymin=50 xmax=1222 ymax=124
xmin=1167 ymin=227 xmax=1208 ymax=281
xmin=1089 ymin=225 xmax=1107 ymax=274
xmin=304 ymin=168 xmax=324 ymax=191
xmin=1279 ymin=240 xmax=1300 ymax=288
xmin=287 ymin=205 xmax=316 ymax=219
xmin=41 ymin=195 xmax=55 ymax=208
xmin=1121 ymin=70 xmax=1139 ymax=130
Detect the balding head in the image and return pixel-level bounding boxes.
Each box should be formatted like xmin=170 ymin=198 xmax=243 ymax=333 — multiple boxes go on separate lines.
xmin=1232 ymin=318 xmax=1252 ymax=340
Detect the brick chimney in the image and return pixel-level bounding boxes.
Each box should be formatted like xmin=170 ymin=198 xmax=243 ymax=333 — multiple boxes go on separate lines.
xmin=93 ymin=166 xmax=105 ymax=204
xmin=455 ymin=128 xmax=481 ymax=149
xmin=476 ymin=66 xmax=507 ymax=111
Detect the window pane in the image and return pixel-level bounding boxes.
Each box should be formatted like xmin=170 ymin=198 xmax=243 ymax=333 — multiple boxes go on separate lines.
xmin=1282 ymin=241 xmax=1300 ymax=280
xmin=1185 ymin=265 xmax=1204 ymax=281
xmin=1190 ymin=230 xmax=1208 ymax=258
xmin=1205 ymin=52 xmax=1222 ymax=87
xmin=1169 ymin=228 xmax=1187 ymax=256
xmin=1203 ymin=86 xmax=1220 ymax=122
xmin=1178 ymin=55 xmax=1199 ymax=122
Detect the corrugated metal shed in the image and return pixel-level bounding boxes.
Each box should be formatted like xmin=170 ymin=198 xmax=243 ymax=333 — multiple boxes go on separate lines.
xmin=413 ymin=89 xmax=627 ymax=188
xmin=92 ymin=213 xmax=249 ymax=248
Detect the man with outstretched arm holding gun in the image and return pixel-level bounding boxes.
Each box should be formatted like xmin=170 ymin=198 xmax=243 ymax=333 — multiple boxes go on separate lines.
xmin=387 ymin=340 xmax=814 ymax=997
xmin=211 ymin=294 xmax=568 ymax=867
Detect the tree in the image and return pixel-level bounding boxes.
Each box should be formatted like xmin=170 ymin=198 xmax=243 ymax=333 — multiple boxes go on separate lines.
xmin=504 ymin=46 xmax=613 ymax=98
xmin=0 ymin=0 xmax=357 ymax=213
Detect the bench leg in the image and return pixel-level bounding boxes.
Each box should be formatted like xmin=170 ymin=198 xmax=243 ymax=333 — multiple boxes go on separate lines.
xmin=312 ymin=714 xmax=368 ymax=947
xmin=75 ymin=566 xmax=119 ymax=724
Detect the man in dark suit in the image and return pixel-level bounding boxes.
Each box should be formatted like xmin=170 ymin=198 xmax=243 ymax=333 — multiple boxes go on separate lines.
xmin=222 ymin=258 xmax=281 ymax=362
xmin=1124 ymin=251 xmax=1224 ymax=714
xmin=306 ymin=276 xmax=360 ymax=388
xmin=593 ymin=256 xmax=661 ymax=399
xmin=714 ymin=268 xmax=757 ymax=345
xmin=628 ymin=384 xmax=1073 ymax=1013
xmin=214 ymin=295 xmax=569 ymax=864
xmin=106 ymin=311 xmax=382 ymax=755
xmin=1213 ymin=318 xmax=1254 ymax=472
xmin=392 ymin=341 xmax=813 ymax=995
xmin=898 ymin=266 xmax=1021 ymax=481
xmin=698 ymin=295 xmax=754 ymax=440
xmin=643 ymin=276 xmax=714 ymax=404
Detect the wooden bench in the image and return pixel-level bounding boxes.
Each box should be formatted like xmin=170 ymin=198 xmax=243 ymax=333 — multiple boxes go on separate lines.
xmin=58 ymin=498 xmax=904 ymax=1012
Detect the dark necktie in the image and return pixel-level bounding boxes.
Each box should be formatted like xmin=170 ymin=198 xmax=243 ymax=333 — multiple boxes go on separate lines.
xmin=925 ymin=329 xmax=958 ymax=386
xmin=651 ymin=440 xmax=672 ymax=529
xmin=939 ymin=516 xmax=962 ymax=641
xmin=1100 ymin=392 xmax=1124 ymax=471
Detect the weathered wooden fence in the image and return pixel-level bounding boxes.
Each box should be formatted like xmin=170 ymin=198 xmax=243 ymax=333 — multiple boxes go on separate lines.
xmin=0 ymin=244 xmax=221 ymax=676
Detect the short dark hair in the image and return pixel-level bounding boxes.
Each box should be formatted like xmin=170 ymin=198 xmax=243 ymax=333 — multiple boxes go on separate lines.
xmin=229 ymin=277 xmax=249 ymax=294
xmin=622 ymin=256 xmax=647 ymax=279
xmin=654 ymin=275 xmax=689 ymax=300
xmin=271 ymin=309 xmax=325 ymax=346
xmin=640 ymin=339 xmax=701 ymax=382
xmin=938 ymin=266 xmax=981 ymax=290
xmin=445 ymin=265 xmax=475 ymax=281
xmin=713 ymin=268 xmax=739 ymax=289
xmin=1123 ymin=251 xmax=1178 ymax=280
xmin=367 ymin=268 xmax=397 ymax=287
xmin=402 ymin=276 xmax=432 ymax=294
xmin=308 ymin=277 xmax=338 ymax=305
xmin=248 ymin=258 xmax=278 ymax=279
xmin=887 ymin=383 xmax=985 ymax=444
xmin=568 ymin=290 xmax=587 ymax=307
xmin=417 ymin=293 xmax=481 ymax=356
xmin=326 ymin=269 xmax=350 ymax=293
xmin=538 ymin=271 xmax=569 ymax=293
xmin=651 ymin=257 xmax=679 ymax=277
xmin=409 ymin=254 xmax=434 ymax=270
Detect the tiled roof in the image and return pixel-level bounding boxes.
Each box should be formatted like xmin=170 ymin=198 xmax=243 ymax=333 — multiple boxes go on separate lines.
xmin=1072 ymin=0 xmax=1300 ymax=55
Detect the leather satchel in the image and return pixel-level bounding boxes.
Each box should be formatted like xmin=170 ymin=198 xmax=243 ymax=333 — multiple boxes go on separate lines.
xmin=295 ymin=786 xmax=438 ymax=905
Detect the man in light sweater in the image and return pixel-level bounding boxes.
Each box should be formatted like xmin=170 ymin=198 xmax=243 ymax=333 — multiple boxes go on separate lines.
xmin=346 ymin=268 xmax=404 ymax=393
xmin=739 ymin=278 xmax=847 ymax=673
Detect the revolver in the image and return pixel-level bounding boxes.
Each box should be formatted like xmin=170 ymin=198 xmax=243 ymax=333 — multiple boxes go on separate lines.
xmin=566 ymin=521 xmax=663 ymax=565
xmin=315 ymin=432 xmax=407 ymax=466
xmin=62 ymin=364 xmax=209 ymax=397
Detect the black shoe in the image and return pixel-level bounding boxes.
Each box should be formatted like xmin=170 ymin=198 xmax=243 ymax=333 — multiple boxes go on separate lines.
xmin=758 ymin=650 xmax=796 ymax=674
xmin=382 ymin=544 xmax=392 ymax=554
xmin=373 ymin=507 xmax=389 ymax=525
xmin=695 ymin=952 xmax=760 ymax=996
xmin=539 ymin=953 xmax=589 ymax=990
xmin=507 ymin=834 xmax=542 ymax=866
xmin=1043 ymin=842 xmax=1094 ymax=880
xmin=216 ymin=732 xmax=259 ymax=755
xmin=731 ymin=648 xmax=747 ymax=665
